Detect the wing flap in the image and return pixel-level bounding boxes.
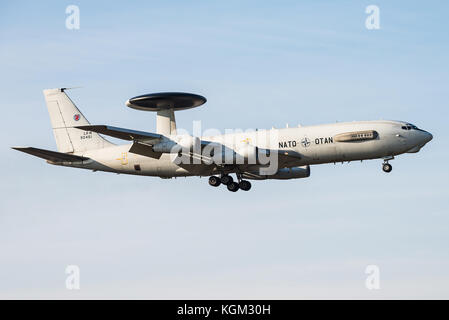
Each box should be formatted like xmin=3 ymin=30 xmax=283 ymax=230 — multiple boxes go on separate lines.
xmin=75 ymin=125 xmax=162 ymax=142
xmin=12 ymin=147 xmax=89 ymax=162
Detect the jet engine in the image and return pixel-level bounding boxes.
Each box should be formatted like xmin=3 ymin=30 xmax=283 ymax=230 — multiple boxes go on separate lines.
xmin=243 ymin=165 xmax=311 ymax=180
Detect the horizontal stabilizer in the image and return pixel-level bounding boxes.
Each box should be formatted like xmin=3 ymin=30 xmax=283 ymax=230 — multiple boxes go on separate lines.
xmin=75 ymin=125 xmax=162 ymax=142
xmin=12 ymin=147 xmax=89 ymax=163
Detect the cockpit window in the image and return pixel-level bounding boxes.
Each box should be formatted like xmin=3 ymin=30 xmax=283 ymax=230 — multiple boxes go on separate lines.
xmin=401 ymin=124 xmax=419 ymax=130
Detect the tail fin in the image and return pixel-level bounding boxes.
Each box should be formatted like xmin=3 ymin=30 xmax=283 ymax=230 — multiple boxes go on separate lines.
xmin=43 ymin=88 xmax=114 ymax=153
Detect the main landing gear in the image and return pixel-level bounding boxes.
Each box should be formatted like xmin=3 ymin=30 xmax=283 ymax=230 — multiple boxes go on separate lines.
xmin=208 ymin=174 xmax=252 ymax=192
xmin=382 ymin=157 xmax=393 ymax=173
xmin=208 ymin=175 xmax=221 ymax=187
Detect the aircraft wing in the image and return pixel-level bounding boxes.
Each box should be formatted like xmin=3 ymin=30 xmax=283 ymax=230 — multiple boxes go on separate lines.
xmin=75 ymin=125 xmax=162 ymax=142
xmin=12 ymin=147 xmax=89 ymax=163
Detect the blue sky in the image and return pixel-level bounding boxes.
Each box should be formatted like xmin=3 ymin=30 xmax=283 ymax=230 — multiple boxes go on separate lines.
xmin=1 ymin=0 xmax=448 ymax=298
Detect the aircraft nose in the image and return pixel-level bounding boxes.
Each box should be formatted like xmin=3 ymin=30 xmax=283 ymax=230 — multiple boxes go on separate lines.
xmin=424 ymin=131 xmax=433 ymax=143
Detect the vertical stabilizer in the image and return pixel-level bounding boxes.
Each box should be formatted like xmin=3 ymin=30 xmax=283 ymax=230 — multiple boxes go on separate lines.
xmin=43 ymin=88 xmax=113 ymax=153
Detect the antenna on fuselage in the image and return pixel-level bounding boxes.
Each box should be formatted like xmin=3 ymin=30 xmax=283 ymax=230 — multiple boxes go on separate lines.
xmin=125 ymin=92 xmax=207 ymax=136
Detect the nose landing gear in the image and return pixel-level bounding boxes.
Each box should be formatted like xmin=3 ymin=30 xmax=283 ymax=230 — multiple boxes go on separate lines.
xmin=382 ymin=156 xmax=394 ymax=173
xmin=208 ymin=173 xmax=252 ymax=192
xmin=382 ymin=163 xmax=392 ymax=173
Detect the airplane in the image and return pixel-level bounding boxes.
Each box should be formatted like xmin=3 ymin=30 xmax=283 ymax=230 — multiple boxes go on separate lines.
xmin=12 ymin=88 xmax=433 ymax=192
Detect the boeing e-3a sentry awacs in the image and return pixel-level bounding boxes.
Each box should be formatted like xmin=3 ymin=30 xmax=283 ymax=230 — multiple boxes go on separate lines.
xmin=13 ymin=88 xmax=433 ymax=192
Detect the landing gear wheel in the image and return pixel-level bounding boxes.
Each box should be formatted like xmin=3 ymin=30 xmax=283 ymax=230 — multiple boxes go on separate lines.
xmin=208 ymin=176 xmax=221 ymax=187
xmin=221 ymin=175 xmax=233 ymax=186
xmin=227 ymin=182 xmax=240 ymax=192
xmin=239 ymin=180 xmax=251 ymax=191
xmin=382 ymin=163 xmax=392 ymax=173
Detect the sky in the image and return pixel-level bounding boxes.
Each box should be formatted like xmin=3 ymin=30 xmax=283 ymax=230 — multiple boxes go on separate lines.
xmin=0 ymin=0 xmax=448 ymax=299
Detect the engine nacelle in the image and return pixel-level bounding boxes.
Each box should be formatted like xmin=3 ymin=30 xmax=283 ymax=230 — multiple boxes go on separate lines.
xmin=243 ymin=165 xmax=311 ymax=180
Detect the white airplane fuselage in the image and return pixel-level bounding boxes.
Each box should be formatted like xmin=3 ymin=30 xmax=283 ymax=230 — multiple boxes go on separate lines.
xmin=14 ymin=89 xmax=433 ymax=191
xmin=63 ymin=119 xmax=432 ymax=178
